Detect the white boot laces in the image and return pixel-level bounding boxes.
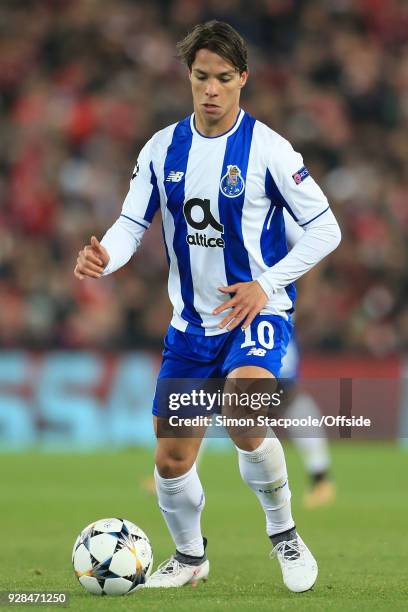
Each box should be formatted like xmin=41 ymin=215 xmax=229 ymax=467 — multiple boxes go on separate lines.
xmin=155 ymin=556 xmax=183 ymax=576
xmin=270 ymin=538 xmax=305 ymax=567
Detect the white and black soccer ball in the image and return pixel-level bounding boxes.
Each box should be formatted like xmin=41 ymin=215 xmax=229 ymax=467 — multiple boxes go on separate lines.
xmin=72 ymin=518 xmax=153 ymax=596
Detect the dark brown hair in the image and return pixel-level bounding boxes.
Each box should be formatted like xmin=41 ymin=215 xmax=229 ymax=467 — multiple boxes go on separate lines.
xmin=176 ymin=20 xmax=248 ymax=74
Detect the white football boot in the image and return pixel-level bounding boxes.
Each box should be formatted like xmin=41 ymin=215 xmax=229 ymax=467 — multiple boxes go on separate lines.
xmin=144 ymin=556 xmax=209 ymax=588
xmin=271 ymin=534 xmax=318 ymax=592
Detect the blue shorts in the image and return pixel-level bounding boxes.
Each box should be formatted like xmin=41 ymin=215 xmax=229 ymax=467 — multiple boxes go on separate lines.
xmin=152 ymin=314 xmax=293 ymax=416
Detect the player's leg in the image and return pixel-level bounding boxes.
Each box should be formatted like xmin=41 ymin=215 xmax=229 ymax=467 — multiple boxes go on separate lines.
xmin=146 ymin=417 xmax=210 ymax=588
xmin=221 ymin=316 xmax=317 ymax=592
xmin=280 ymin=338 xmax=335 ymax=508
xmin=144 ymin=422 xmax=210 ymax=588
xmin=145 ymin=326 xmax=220 ymax=588
xmin=225 ymin=365 xmax=317 ymax=593
xmin=225 ymin=366 xmax=294 ymax=534
xmin=154 ymin=416 xmax=206 ymax=554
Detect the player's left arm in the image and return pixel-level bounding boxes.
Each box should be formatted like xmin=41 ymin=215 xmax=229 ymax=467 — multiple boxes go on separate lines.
xmin=256 ymin=207 xmax=341 ymax=297
xmin=214 ymin=138 xmax=341 ymax=330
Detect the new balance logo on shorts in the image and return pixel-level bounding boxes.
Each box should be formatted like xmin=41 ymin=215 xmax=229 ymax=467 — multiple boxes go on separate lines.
xmin=166 ymin=171 xmax=184 ymax=182
xmin=246 ymin=347 xmax=266 ymax=357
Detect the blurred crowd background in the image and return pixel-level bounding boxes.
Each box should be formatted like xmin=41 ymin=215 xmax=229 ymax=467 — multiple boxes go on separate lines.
xmin=1 ymin=0 xmax=408 ymax=355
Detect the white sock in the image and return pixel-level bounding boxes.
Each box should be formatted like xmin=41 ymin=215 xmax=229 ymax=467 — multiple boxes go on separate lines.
xmin=154 ymin=463 xmax=205 ymax=557
xmin=286 ymin=392 xmax=331 ymax=475
xmin=237 ymin=437 xmax=295 ymax=537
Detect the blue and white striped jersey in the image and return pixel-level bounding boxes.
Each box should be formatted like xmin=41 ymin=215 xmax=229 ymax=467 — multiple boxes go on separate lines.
xmin=118 ymin=109 xmax=330 ymax=336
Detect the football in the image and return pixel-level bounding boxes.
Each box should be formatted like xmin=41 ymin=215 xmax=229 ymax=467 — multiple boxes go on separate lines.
xmin=72 ymin=518 xmax=153 ymax=595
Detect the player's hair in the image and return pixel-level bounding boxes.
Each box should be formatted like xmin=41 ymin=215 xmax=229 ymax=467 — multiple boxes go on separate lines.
xmin=176 ymin=20 xmax=248 ymax=74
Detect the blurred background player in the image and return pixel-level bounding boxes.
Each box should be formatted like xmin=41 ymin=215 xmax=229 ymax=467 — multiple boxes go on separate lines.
xmin=280 ymin=335 xmax=335 ymax=509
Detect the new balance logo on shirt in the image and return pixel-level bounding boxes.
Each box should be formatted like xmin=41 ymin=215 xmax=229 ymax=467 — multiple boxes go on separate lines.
xmin=166 ymin=171 xmax=184 ymax=182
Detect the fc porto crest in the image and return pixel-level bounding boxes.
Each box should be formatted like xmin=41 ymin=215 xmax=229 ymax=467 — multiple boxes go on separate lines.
xmin=220 ymin=165 xmax=245 ymax=198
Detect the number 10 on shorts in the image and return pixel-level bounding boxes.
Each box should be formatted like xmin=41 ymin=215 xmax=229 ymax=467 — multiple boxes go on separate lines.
xmin=240 ymin=320 xmax=275 ymax=350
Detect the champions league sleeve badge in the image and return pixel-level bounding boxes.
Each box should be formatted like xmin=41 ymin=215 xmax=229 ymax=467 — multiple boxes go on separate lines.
xmin=292 ymin=165 xmax=309 ymax=184
xmin=220 ymin=164 xmax=245 ymax=198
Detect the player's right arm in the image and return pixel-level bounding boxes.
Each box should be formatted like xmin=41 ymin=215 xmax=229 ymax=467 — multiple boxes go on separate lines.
xmin=74 ymin=235 xmax=110 ymax=280
xmin=74 ymin=137 xmax=160 ymax=280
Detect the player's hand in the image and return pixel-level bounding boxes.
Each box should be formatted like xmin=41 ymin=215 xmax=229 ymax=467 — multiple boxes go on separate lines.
xmin=74 ymin=236 xmax=110 ymax=280
xmin=213 ymin=281 xmax=268 ymax=330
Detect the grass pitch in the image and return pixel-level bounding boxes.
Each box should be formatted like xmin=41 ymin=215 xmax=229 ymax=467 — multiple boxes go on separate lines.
xmin=1 ymin=442 xmax=407 ymax=611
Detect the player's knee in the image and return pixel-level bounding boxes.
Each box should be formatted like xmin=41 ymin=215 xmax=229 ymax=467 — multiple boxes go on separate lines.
xmin=232 ymin=436 xmax=266 ymax=452
xmin=155 ymin=448 xmax=195 ymax=478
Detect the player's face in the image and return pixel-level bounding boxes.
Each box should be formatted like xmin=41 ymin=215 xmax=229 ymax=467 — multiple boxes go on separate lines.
xmin=190 ymin=48 xmax=248 ymax=135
